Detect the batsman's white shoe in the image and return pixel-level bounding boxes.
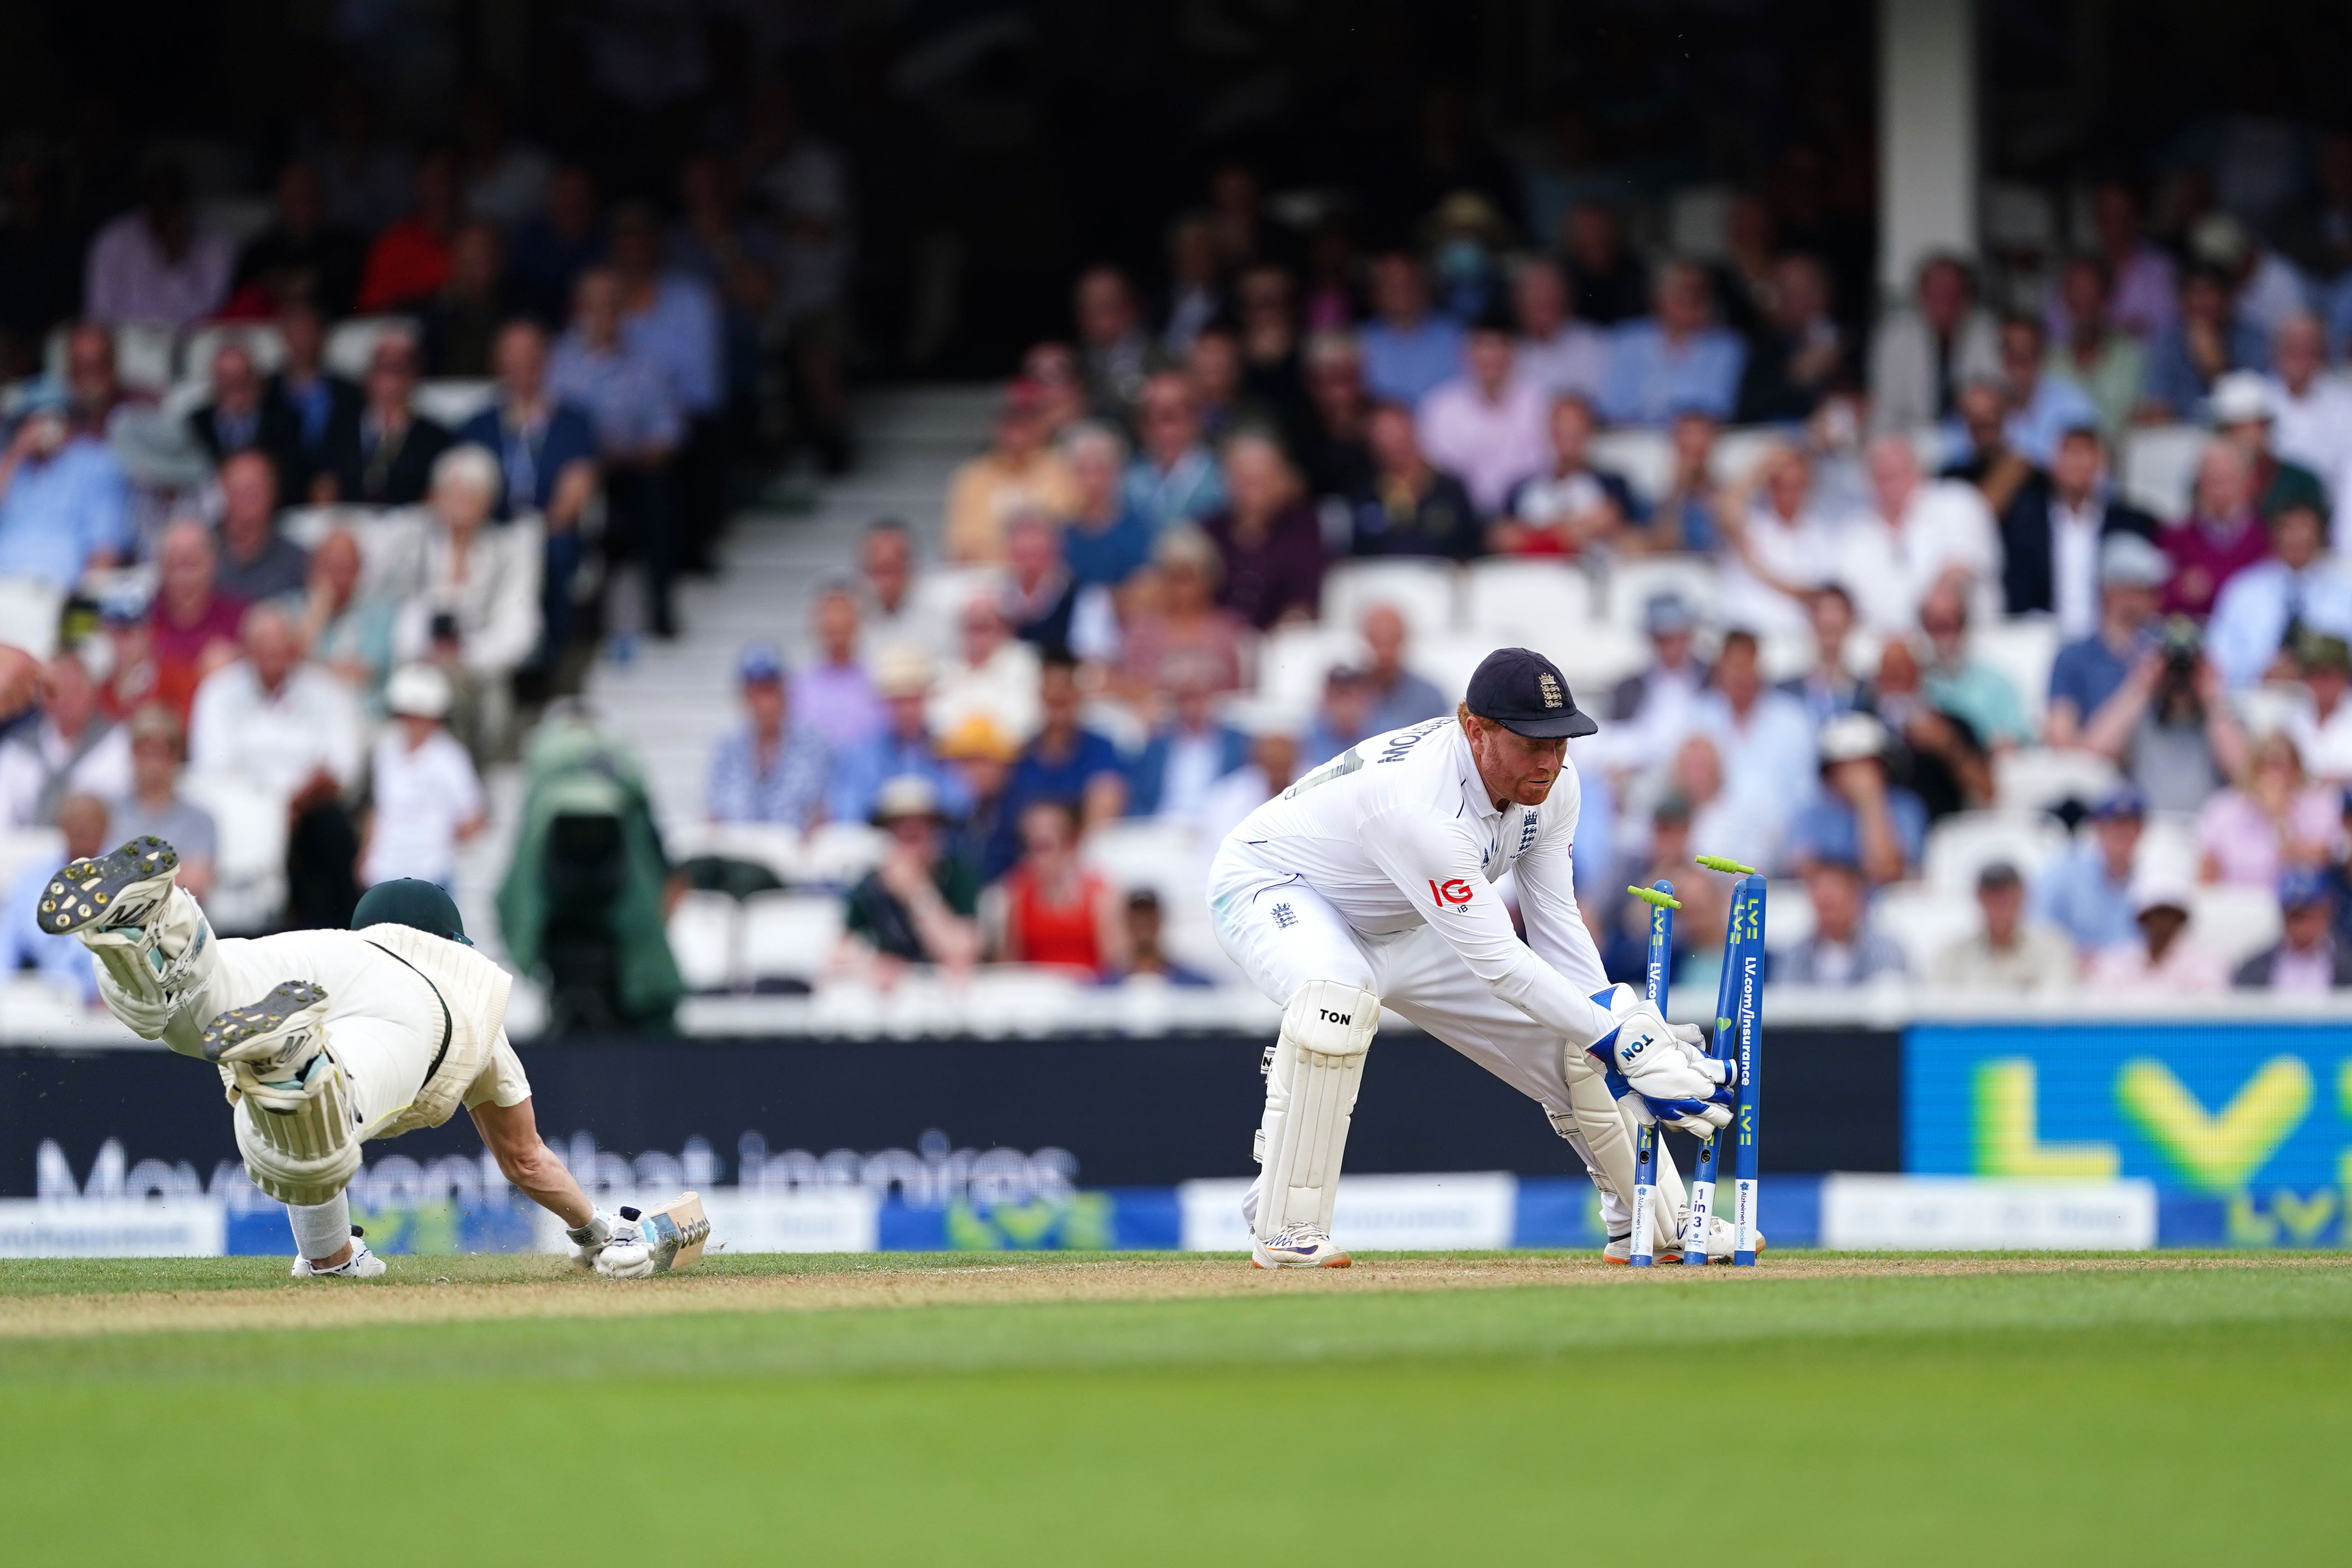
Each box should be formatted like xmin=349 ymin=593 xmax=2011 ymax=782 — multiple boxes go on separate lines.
xmin=291 ymin=1239 xmax=385 ymax=1279
xmin=45 ymin=837 xmax=212 ymax=1037
xmin=1251 ymin=1224 xmax=1351 ymax=1269
xmin=1602 ymin=1233 xmax=1685 ymax=1266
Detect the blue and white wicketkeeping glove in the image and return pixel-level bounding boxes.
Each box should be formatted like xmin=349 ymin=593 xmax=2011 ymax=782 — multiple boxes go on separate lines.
xmin=1584 ymin=985 xmax=1738 ymax=1135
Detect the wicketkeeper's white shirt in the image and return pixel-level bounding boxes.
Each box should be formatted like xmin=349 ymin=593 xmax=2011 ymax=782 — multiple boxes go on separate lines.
xmin=1218 ymin=716 xmax=1613 ymax=1044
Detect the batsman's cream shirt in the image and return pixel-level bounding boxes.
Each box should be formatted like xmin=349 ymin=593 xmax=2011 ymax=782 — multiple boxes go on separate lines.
xmin=1220 ymin=717 xmax=1613 ymax=1043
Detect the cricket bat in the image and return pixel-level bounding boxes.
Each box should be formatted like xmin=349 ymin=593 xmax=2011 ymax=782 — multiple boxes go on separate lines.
xmin=622 ymin=1192 xmax=711 ymax=1273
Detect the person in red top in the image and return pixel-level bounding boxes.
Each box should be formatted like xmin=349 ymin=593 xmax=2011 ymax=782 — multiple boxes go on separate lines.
xmin=2162 ymin=439 xmax=2271 ymax=620
xmin=355 ymin=148 xmax=458 ymax=313
xmin=145 ymin=520 xmax=247 ymax=724
xmin=992 ymin=798 xmax=1125 ymax=975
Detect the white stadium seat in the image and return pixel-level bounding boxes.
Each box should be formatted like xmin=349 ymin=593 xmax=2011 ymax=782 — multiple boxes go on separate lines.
xmin=1529 ymin=620 xmax=1649 ymax=694
xmin=2189 ymin=883 xmax=2282 ymax=971
xmin=0 ymin=577 xmax=64 ymax=659
xmin=2118 ymin=423 xmax=2206 ymax=523
xmin=1995 ymin=748 xmax=2121 ymax=815
xmin=1922 ymin=811 xmax=2070 ymax=896
xmin=323 ymin=316 xmax=421 ymax=380
xmin=739 ymin=892 xmax=844 ymax=986
xmin=667 ymin=890 xmax=742 ymax=993
xmin=1585 ymin=429 xmax=1673 ymax=506
xmin=1084 ymin=818 xmax=1205 ymax=900
xmin=802 ymin=822 xmax=887 ymax=886
xmin=1599 ymin=554 xmax=1721 ymax=630
xmin=1319 ymin=559 xmax=1459 ymax=643
xmin=1971 ymin=616 xmax=2062 ymax=731
xmin=1872 ymin=883 xmax=1980 ymax=975
xmin=1257 ymin=621 xmax=1365 ymax=720
xmin=0 ymin=828 xmax=63 ymax=907
xmin=1461 ymin=558 xmax=1596 ymax=641
xmin=178 ymin=322 xmax=287 ymax=385
xmin=665 ymin=822 xmax=807 ymax=886
xmin=177 ymin=773 xmax=290 ymax=935
xmin=1762 ymin=878 xmax=1815 ymax=953
xmin=414 ymin=379 xmax=496 ymax=428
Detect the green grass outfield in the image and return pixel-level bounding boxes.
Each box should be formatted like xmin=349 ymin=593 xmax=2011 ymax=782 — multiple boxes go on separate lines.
xmin=2 ymin=1251 xmax=2346 ymax=1565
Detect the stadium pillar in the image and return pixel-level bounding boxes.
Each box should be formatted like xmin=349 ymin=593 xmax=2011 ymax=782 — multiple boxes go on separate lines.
xmin=1877 ymin=0 xmax=1978 ymax=304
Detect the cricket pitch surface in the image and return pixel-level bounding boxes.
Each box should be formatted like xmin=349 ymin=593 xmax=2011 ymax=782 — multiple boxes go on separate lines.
xmin=5 ymin=1250 xmax=2346 ymax=1565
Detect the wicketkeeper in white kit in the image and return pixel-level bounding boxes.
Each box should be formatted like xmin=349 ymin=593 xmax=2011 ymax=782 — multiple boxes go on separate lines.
xmin=41 ymin=844 xmax=666 ymax=1279
xmin=1211 ymin=647 xmax=1753 ymax=1268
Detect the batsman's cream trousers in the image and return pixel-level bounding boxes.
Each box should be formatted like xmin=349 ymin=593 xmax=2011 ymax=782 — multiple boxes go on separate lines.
xmin=193 ymin=930 xmax=531 ymax=1140
xmin=1210 ymin=844 xmax=1631 ymax=1234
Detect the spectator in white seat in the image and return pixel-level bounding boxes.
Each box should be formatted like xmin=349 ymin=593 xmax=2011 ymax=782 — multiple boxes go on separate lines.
xmin=793 ymin=582 xmax=885 ymax=754
xmin=929 ymin=594 xmax=1042 ymax=749
xmin=1123 ymin=371 xmax=1226 ymax=536
xmin=1358 ymin=603 xmax=1446 ymax=733
xmin=838 ymin=774 xmax=981 ymax=986
xmin=2195 ymin=729 xmax=2340 ymax=889
xmin=108 ymin=704 xmax=216 ymax=905
xmin=1117 ymin=889 xmax=1212 ymax=986
xmin=1785 ymin=712 xmax=1928 ymax=887
xmin=189 ymin=602 xmax=364 ymax=802
xmin=1199 ymin=716 xmax=1302 ymax=848
xmin=298 ymin=528 xmax=400 ymax=713
xmin=1718 ymin=444 xmax=1864 ymax=638
xmin=706 ymin=641 xmax=831 ymax=831
xmin=0 ymin=648 xmax=129 ymax=830
xmin=211 ymin=450 xmax=309 ymax=606
xmin=1998 ymin=424 xmax=2159 ymax=637
xmin=856 ymin=519 xmax=928 ymax=657
xmin=1416 ymin=308 xmax=1550 ymax=517
xmin=1692 ymin=628 xmax=1818 ymax=871
xmin=359 ymin=664 xmax=485 ymax=892
xmin=1918 ymin=580 xmax=2031 ymax=751
xmin=2082 ymin=614 xmax=2249 ymax=816
xmin=1128 ymin=655 xmax=1248 ymax=822
xmin=1932 ymin=860 xmax=2074 ymax=992
xmin=1000 ymin=512 xmax=1117 ymax=663
xmin=2233 ymin=866 xmax=2352 ymax=989
xmin=394 ymin=444 xmax=544 ymax=758
xmin=1510 ymin=256 xmax=1607 ymax=402
xmin=0 ymin=791 xmax=106 ymax=1002
xmin=1300 ymin=661 xmax=1377 ymax=771
xmin=1590 ymin=592 xmax=1708 ymax=777
xmin=2291 ymin=634 xmax=2352 ymax=781
xmin=1493 ymin=393 xmax=1639 ymax=557
xmin=1774 ymin=859 xmax=1907 ymax=986
xmin=2086 ymin=873 xmax=2227 ymax=996
xmin=2033 ymin=784 xmax=2146 ymax=956
xmin=2207 ymin=502 xmax=2352 ymax=690
xmin=1860 ymin=433 xmax=2000 ymax=632
xmin=1868 ymin=253 xmax=2000 ymax=433
xmin=2047 ymin=533 xmax=2169 ymax=751
xmin=2264 ymin=316 xmax=2352 ymax=528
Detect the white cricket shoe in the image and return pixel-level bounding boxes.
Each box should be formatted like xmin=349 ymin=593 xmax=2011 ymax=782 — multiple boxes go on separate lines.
xmin=569 ymin=1207 xmax=655 ymax=1278
xmin=1251 ymin=1224 xmax=1351 ymax=1269
xmin=291 ymin=1239 xmax=385 ymax=1279
xmin=1602 ymin=1233 xmax=1684 ymax=1265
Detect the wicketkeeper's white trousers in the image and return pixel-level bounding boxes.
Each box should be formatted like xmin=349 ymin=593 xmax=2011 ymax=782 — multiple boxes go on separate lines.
xmin=1209 ymin=844 xmax=1634 ymax=1237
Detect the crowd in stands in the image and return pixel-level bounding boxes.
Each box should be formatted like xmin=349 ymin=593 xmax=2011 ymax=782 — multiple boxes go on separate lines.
xmin=686 ymin=160 xmax=2352 ymax=1000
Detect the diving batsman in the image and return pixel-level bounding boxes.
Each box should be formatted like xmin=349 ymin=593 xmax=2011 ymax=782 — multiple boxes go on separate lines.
xmin=42 ymin=841 xmax=689 ymax=1279
xmin=1210 ymin=646 xmax=1754 ymax=1267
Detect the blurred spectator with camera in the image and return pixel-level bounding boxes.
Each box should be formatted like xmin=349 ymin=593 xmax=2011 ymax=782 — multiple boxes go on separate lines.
xmin=316 ymin=331 xmax=451 ymax=508
xmin=2034 ymin=785 xmax=2147 ymax=956
xmin=0 ymin=649 xmax=129 ymax=831
xmin=212 ymin=451 xmax=309 ymax=607
xmin=1933 ymin=861 xmax=2075 ymax=991
xmin=1599 ymin=261 xmax=1745 ymax=427
xmin=2080 ymin=609 xmax=2248 ymax=815
xmin=1869 ymin=254 xmax=1999 ymax=432
xmin=706 ymin=642 xmax=830 ymax=830
xmin=2207 ymin=500 xmax=2352 ymax=689
xmin=2047 ymin=534 xmax=2170 ymax=749
xmin=838 ymin=776 xmax=982 ymax=985
xmin=109 ymin=704 xmax=215 ymax=904
xmin=1775 ymin=859 xmax=1907 ymax=986
xmin=0 ymin=383 xmax=130 ymax=590
xmin=2087 ymin=874 xmax=2226 ymax=996
xmin=2161 ymin=441 xmax=2270 ymax=621
xmin=2194 ymin=730 xmax=2339 ymax=888
xmin=2233 ymin=866 xmax=2352 ymax=990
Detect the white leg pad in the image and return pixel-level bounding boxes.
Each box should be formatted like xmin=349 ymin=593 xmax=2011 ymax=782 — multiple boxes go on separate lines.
xmin=233 ymin=1051 xmax=362 ymax=1206
xmin=1550 ymin=1063 xmax=1640 ymax=1238
xmin=83 ymin=884 xmax=216 ymax=1043
xmin=1253 ymin=979 xmax=1380 ymax=1240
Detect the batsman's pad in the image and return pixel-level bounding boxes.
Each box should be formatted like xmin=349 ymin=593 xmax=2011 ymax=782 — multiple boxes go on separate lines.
xmin=232 ymin=1052 xmax=362 ymax=1206
xmin=629 ymin=1192 xmax=713 ymax=1273
xmin=1254 ymin=980 xmax=1380 ymax=1240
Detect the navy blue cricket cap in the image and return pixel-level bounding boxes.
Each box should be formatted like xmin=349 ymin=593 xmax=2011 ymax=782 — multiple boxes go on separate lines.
xmin=1465 ymin=647 xmax=1598 ymax=740
xmin=352 ymin=879 xmax=473 ymax=945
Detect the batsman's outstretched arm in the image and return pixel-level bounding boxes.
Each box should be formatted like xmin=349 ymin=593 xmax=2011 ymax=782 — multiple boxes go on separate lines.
xmin=469 ymin=1059 xmax=656 ymax=1278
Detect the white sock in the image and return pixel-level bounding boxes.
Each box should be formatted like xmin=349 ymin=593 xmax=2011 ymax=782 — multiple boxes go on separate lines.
xmin=288 ymin=1193 xmax=354 ymax=1262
